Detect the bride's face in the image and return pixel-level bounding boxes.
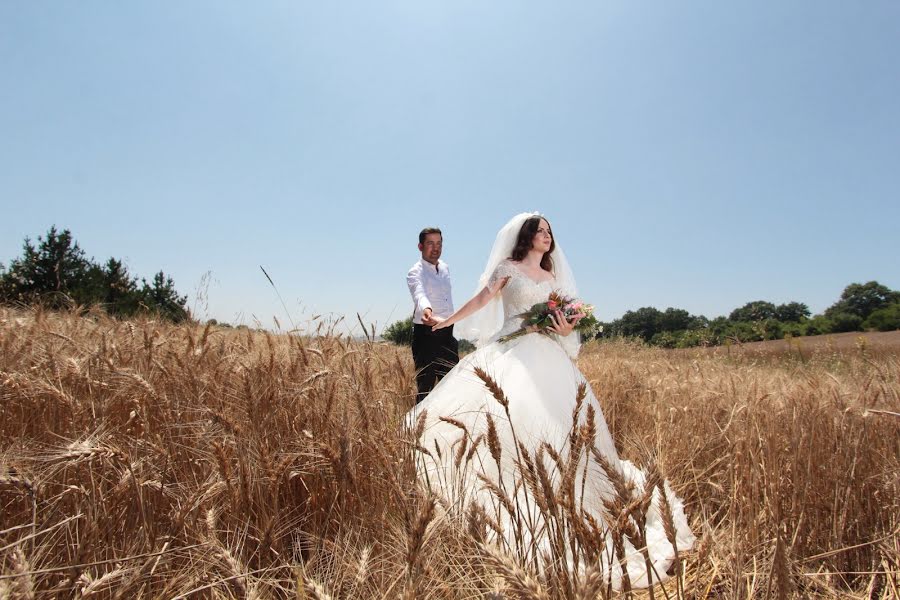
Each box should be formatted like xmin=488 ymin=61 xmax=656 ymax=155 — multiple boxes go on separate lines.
xmin=532 ymin=218 xmax=553 ymax=253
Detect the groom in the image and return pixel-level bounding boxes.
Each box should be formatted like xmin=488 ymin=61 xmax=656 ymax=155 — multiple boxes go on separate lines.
xmin=407 ymin=227 xmax=459 ymax=404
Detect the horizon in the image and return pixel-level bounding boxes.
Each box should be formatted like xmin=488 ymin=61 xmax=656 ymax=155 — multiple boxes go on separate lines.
xmin=1 ymin=222 xmax=894 ymax=332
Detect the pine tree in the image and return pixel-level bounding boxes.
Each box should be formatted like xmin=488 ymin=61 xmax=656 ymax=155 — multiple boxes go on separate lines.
xmin=0 ymin=226 xmax=91 ymax=308
xmin=140 ymin=271 xmax=189 ymax=323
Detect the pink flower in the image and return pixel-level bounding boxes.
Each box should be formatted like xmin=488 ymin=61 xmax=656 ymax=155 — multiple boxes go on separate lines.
xmin=570 ymin=301 xmax=583 ymax=311
xmin=547 ymin=300 xmax=558 ymax=310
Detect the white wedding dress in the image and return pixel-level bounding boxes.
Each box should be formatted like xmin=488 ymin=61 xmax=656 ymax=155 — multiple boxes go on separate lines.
xmin=408 ymin=259 xmax=695 ymax=590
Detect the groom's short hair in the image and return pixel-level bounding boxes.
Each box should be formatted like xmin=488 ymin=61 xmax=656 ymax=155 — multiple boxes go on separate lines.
xmin=419 ymin=227 xmax=442 ymax=244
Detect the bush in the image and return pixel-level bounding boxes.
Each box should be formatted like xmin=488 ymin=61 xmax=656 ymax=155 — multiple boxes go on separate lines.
xmin=720 ymin=322 xmax=760 ymax=343
xmin=383 ymin=316 xmax=414 ymax=345
xmin=780 ymin=321 xmax=807 ymax=338
xmin=650 ymin=331 xmax=679 ymax=348
xmin=758 ymin=319 xmax=785 ymax=341
xmin=382 ymin=318 xmax=479 ymax=352
xmin=863 ymin=303 xmax=900 ymax=332
xmin=675 ymin=329 xmax=715 ymax=348
xmin=803 ymin=315 xmax=834 ymax=336
xmin=829 ymin=312 xmax=863 ymax=333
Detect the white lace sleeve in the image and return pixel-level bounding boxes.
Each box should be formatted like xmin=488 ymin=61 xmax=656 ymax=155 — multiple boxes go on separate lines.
xmin=554 ymin=331 xmax=581 ymax=360
xmin=487 ymin=261 xmax=515 ymax=292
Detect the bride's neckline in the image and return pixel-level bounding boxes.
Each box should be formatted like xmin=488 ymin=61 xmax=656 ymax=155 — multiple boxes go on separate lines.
xmin=508 ymin=260 xmax=555 ymax=286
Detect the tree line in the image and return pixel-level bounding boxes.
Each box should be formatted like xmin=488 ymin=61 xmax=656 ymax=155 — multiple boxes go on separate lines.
xmin=384 ymin=281 xmax=900 ymax=348
xmin=0 ymin=226 xmax=189 ymax=322
xmin=7 ymin=227 xmax=894 ymax=343
xmin=600 ymin=281 xmax=899 ymax=348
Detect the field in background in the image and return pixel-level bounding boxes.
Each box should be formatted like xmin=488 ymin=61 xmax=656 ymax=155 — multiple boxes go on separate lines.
xmin=695 ymin=330 xmax=900 ymax=355
xmin=1 ymin=307 xmax=898 ymax=598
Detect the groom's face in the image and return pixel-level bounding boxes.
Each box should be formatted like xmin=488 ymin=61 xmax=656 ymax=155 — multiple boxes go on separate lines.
xmin=419 ymin=233 xmax=443 ymax=265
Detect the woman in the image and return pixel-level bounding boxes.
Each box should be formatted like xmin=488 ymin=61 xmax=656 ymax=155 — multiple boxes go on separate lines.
xmin=409 ymin=212 xmax=694 ymax=590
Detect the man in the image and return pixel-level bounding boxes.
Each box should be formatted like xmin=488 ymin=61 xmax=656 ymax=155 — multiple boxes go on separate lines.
xmin=407 ymin=227 xmax=459 ymax=404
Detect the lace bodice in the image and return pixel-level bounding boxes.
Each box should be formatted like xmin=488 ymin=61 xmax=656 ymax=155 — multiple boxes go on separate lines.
xmin=488 ymin=260 xmax=556 ymax=339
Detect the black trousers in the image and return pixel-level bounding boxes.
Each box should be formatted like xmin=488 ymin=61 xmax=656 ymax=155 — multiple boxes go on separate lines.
xmin=412 ymin=323 xmax=459 ymax=404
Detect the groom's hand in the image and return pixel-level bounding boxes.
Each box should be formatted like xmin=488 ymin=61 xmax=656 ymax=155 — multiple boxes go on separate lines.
xmin=422 ymin=308 xmax=438 ymax=326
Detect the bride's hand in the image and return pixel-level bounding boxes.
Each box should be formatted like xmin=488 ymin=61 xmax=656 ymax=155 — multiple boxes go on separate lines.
xmin=431 ymin=317 xmax=449 ymax=331
xmin=549 ymin=310 xmax=584 ymax=337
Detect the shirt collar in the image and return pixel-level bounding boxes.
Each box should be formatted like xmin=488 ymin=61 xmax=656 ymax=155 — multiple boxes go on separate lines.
xmin=420 ymin=258 xmax=442 ymax=273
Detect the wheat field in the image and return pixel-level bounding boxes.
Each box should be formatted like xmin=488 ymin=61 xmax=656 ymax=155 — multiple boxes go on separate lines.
xmin=0 ymin=307 xmax=898 ymax=599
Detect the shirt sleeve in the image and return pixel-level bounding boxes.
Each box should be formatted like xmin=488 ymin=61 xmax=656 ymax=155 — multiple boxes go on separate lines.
xmin=407 ymin=264 xmax=432 ymax=313
xmin=487 ymin=260 xmax=514 ymax=292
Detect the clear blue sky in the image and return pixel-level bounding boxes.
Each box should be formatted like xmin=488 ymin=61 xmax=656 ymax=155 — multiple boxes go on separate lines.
xmin=2 ymin=2 xmax=898 ymax=334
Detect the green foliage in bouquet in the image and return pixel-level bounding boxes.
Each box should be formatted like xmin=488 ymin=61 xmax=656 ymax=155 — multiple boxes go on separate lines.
xmin=499 ymin=290 xmax=601 ymax=343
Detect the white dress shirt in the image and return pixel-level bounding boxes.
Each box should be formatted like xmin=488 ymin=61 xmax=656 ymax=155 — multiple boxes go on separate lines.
xmin=407 ymin=258 xmax=454 ymax=325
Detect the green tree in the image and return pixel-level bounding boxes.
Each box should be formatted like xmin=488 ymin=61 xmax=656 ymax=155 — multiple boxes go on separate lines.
xmin=1 ymin=227 xmax=193 ymax=323
xmin=140 ymin=271 xmax=189 ymax=323
xmin=708 ymin=316 xmax=732 ymax=340
xmin=775 ymin=302 xmax=810 ymax=323
xmin=729 ymin=301 xmax=777 ymax=322
xmin=658 ymin=308 xmax=692 ymax=332
xmin=760 ymin=318 xmax=784 ymax=341
xmin=829 ymin=312 xmax=863 ymax=333
xmin=826 ymin=281 xmax=900 ymax=321
xmin=99 ymin=258 xmax=141 ymax=317
xmin=615 ymin=307 xmax=663 ymax=342
xmin=723 ymin=321 xmax=764 ymax=343
xmin=650 ymin=331 xmax=679 ymax=348
xmin=0 ymin=226 xmax=92 ymax=308
xmin=608 ymin=307 xmax=711 ymax=347
xmin=863 ymin=303 xmax=900 ymax=332
xmin=383 ymin=316 xmax=414 ymax=345
xmin=676 ymin=328 xmax=716 ymax=348
xmin=780 ymin=321 xmax=807 ymax=338
xmin=687 ymin=314 xmax=710 ymax=330
xmin=803 ymin=315 xmax=834 ymax=336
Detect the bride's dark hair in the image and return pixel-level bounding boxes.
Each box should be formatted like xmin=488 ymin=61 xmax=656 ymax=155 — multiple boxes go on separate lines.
xmin=510 ymin=215 xmax=555 ymax=272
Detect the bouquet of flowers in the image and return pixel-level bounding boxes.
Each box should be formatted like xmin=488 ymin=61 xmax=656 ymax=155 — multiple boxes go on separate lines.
xmin=499 ymin=290 xmax=602 ymax=343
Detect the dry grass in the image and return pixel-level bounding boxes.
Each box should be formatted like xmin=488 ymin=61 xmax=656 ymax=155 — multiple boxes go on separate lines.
xmin=0 ymin=306 xmax=898 ymax=598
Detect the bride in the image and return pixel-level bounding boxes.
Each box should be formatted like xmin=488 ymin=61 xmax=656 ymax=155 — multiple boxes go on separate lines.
xmin=408 ymin=212 xmax=695 ymax=590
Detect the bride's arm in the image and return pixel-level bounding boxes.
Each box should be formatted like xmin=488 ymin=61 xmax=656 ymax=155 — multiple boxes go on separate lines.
xmin=433 ymin=280 xmax=505 ymax=331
